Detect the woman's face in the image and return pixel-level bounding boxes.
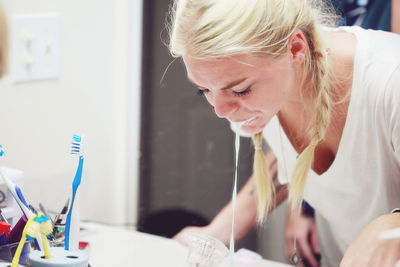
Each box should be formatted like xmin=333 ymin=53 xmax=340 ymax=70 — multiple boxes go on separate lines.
xmin=183 ymin=53 xmax=302 ymax=134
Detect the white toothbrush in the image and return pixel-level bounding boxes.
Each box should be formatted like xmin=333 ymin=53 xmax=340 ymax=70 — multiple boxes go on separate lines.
xmin=0 ymin=167 xmax=34 ymax=219
xmin=0 ymin=146 xmax=34 ymax=219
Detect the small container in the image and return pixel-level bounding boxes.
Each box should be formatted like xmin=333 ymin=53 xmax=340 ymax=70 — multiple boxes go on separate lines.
xmin=185 ymin=232 xmax=229 ymax=267
xmin=0 ymin=241 xmax=30 ymax=265
xmin=28 ymin=247 xmax=89 ymax=267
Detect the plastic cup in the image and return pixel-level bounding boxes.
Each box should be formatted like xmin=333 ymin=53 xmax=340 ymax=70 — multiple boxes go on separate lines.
xmin=185 ymin=232 xmax=229 ymax=267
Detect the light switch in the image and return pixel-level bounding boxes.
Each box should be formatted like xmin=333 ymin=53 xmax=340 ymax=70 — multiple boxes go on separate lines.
xmin=11 ymin=13 xmax=60 ymax=83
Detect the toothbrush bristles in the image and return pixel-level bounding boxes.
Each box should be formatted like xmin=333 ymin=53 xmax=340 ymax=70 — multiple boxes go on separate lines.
xmin=70 ymin=134 xmax=84 ymax=155
xmin=72 ymin=134 xmax=81 ymax=142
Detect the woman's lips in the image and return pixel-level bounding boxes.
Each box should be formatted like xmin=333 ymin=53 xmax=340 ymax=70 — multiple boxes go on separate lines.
xmin=243 ymin=117 xmax=256 ymax=125
xmin=230 ymin=116 xmax=256 ymax=125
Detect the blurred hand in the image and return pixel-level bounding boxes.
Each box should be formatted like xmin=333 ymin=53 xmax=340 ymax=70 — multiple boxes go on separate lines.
xmin=285 ymin=208 xmax=320 ymax=267
xmin=340 ymin=213 xmax=400 ymax=267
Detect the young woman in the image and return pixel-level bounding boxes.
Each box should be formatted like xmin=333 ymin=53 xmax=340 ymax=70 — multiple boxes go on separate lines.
xmin=168 ymin=0 xmax=400 ymax=266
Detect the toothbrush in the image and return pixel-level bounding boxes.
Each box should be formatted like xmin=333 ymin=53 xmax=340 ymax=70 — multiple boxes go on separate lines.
xmin=0 ymin=167 xmax=34 ymax=219
xmin=0 ymin=145 xmax=47 ymax=251
xmin=64 ymin=134 xmax=84 ymax=250
xmin=0 ymin=145 xmax=34 ymax=220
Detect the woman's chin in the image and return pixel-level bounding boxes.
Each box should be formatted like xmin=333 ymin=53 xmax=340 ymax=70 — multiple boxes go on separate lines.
xmin=241 ymin=124 xmax=265 ymax=135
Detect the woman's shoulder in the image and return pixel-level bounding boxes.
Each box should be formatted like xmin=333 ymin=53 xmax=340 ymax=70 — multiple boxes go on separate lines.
xmin=344 ymin=27 xmax=400 ymax=96
xmin=342 ymin=27 xmax=400 ymax=64
xmin=383 ymin=65 xmax=400 ymax=117
xmin=384 ymin=65 xmax=400 ymax=158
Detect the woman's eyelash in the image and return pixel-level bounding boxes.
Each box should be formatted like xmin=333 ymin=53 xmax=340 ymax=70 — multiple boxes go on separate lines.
xmin=196 ymin=87 xmax=252 ymax=97
xmin=233 ymin=87 xmax=252 ymax=97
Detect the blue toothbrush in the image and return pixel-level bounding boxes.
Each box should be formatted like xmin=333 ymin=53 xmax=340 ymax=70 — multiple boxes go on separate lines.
xmin=64 ymin=134 xmax=84 ymax=250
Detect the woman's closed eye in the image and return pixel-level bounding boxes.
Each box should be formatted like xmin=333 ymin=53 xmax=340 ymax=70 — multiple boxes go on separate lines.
xmin=232 ymin=87 xmax=252 ymax=97
xmin=196 ymin=87 xmax=252 ymax=97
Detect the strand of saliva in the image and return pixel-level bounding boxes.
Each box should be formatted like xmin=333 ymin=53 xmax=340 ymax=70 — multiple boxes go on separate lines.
xmin=228 ymin=122 xmax=242 ymax=267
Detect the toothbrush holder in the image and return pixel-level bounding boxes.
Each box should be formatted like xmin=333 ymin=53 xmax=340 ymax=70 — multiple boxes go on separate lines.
xmin=0 ymin=263 xmax=22 ymax=267
xmin=28 ymin=247 xmax=89 ymax=267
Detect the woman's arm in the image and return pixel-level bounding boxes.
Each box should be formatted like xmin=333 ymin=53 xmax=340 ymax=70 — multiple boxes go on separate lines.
xmin=204 ymin=149 xmax=288 ymax=245
xmin=392 ymin=0 xmax=400 ymax=34
xmin=174 ymin=148 xmax=288 ymax=245
xmin=340 ymin=213 xmax=400 ymax=267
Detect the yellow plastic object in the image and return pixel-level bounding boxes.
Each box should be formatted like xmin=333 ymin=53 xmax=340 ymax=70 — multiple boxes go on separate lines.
xmin=11 ymin=213 xmax=53 ymax=267
xmin=12 ymin=216 xmax=35 ymax=267
xmin=35 ymin=213 xmax=52 ymax=259
xmin=37 ymin=213 xmax=53 ymax=259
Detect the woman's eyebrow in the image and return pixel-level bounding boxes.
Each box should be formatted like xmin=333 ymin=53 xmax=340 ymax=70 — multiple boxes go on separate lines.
xmin=187 ymin=76 xmax=247 ymax=90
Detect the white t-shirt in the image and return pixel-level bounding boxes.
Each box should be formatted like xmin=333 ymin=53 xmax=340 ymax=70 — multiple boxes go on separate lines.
xmin=260 ymin=26 xmax=400 ymax=267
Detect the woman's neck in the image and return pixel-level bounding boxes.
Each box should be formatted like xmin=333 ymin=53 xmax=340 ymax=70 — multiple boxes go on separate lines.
xmin=277 ymin=29 xmax=356 ymax=155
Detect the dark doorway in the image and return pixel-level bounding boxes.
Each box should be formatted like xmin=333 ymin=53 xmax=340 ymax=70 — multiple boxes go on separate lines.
xmin=139 ymin=0 xmax=258 ymax=251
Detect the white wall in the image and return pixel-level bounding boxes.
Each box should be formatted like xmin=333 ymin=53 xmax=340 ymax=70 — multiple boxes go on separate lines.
xmin=0 ymin=0 xmax=142 ymax=227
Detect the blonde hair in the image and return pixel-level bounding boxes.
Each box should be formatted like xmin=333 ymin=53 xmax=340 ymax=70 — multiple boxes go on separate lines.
xmin=252 ymin=133 xmax=275 ymax=222
xmin=0 ymin=5 xmax=8 ymax=77
xmin=168 ymin=0 xmax=337 ymax=220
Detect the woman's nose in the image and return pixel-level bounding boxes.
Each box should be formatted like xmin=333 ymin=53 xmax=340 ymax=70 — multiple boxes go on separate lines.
xmin=212 ymin=95 xmax=237 ymax=118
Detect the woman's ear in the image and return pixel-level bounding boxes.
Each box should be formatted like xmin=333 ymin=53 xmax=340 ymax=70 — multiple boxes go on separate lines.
xmin=288 ymin=29 xmax=307 ymax=65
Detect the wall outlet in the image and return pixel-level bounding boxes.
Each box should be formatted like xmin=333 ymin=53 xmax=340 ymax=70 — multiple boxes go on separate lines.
xmin=11 ymin=13 xmax=60 ymax=83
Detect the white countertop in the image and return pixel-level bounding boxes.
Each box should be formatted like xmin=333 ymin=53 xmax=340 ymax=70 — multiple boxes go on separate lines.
xmin=81 ymin=223 xmax=293 ymax=267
